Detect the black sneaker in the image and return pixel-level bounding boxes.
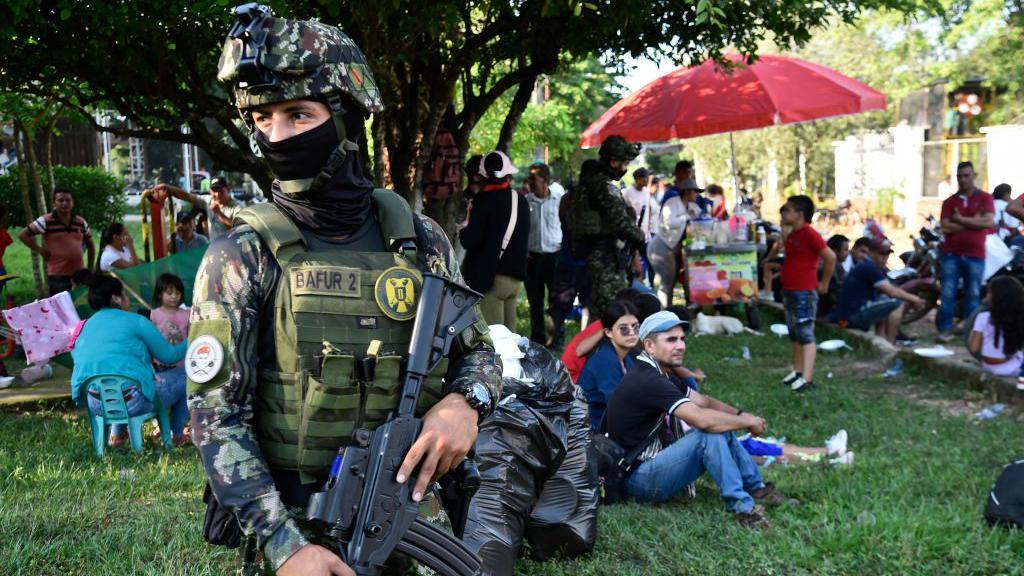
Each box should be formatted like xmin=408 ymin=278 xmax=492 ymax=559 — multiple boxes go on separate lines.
xmin=781 ymin=370 xmax=802 ymax=387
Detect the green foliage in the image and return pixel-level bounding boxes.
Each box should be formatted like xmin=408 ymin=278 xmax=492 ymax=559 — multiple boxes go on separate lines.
xmin=470 ymin=59 xmax=622 ymax=181
xmin=0 ymin=166 xmax=125 ymax=228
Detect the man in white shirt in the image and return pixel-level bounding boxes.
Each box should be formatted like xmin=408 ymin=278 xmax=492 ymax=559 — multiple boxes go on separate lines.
xmin=622 ymin=168 xmax=656 ymax=287
xmin=525 ymin=162 xmax=565 ymax=345
xmin=994 ymin=184 xmax=1021 ymax=241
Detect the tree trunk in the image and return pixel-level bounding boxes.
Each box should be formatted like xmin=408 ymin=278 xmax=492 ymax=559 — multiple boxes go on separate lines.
xmin=497 ymin=74 xmax=537 ymax=153
xmin=12 ymin=125 xmax=47 ymax=299
xmin=43 ymin=106 xmax=62 ymax=203
xmin=22 ymin=130 xmax=48 ymax=220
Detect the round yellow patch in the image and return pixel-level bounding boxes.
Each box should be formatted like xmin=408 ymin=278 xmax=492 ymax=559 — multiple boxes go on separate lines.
xmin=374 ymin=266 xmax=422 ymax=321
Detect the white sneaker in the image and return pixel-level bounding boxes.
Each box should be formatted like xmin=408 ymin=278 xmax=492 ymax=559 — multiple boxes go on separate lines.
xmin=830 ymin=452 xmax=855 ymax=466
xmin=781 ymin=370 xmax=801 ymax=386
xmin=790 ymin=376 xmax=811 ymax=392
xmin=1017 ymin=376 xmax=1024 ymax=391
xmin=826 ymin=430 xmax=848 ymax=457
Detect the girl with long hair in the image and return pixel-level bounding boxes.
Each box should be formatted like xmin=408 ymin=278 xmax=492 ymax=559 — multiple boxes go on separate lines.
xmin=968 ymin=276 xmax=1024 ymax=384
xmin=577 ymin=299 xmax=640 ymax=430
xmin=97 ymin=222 xmax=139 ymax=272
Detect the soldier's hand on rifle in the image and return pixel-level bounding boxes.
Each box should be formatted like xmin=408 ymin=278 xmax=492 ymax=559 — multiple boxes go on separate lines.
xmin=396 ymin=393 xmax=479 ymax=503
xmin=40 ymin=247 xmax=51 ymax=261
xmin=277 ymin=543 xmax=355 ymax=576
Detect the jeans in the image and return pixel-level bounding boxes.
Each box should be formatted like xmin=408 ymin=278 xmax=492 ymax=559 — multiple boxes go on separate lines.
xmin=936 ymin=253 xmax=984 ymax=332
xmin=783 ymin=290 xmax=818 ymax=344
xmin=625 ymin=429 xmax=764 ymax=513
xmin=525 ymin=251 xmax=558 ymax=343
xmin=88 ymin=369 xmax=189 ymax=438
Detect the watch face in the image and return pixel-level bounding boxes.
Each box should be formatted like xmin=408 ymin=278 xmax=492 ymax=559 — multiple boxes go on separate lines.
xmin=469 ymin=383 xmax=491 ymax=406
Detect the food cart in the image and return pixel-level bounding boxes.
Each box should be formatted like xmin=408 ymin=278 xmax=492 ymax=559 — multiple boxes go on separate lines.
xmin=685 ymin=241 xmax=763 ymax=329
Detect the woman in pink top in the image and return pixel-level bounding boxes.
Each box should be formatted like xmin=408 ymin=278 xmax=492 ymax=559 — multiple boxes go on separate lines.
xmin=968 ymin=276 xmax=1024 ymax=383
xmin=149 ymin=273 xmax=191 ymax=444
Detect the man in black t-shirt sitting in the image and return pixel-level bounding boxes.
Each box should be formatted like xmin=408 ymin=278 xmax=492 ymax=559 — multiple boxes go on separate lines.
xmin=605 ymin=311 xmax=790 ymax=527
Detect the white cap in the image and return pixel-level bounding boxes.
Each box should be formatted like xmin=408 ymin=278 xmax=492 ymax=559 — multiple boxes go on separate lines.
xmin=479 ymin=150 xmax=518 ymax=179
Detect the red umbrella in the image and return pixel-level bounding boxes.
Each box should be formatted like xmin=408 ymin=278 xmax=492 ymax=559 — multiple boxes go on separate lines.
xmin=580 ymin=54 xmax=885 ymax=148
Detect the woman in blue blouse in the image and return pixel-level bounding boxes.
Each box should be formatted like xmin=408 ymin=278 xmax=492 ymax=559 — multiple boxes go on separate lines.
xmin=578 ymin=300 xmax=640 ymax=430
xmin=71 ymin=274 xmax=187 ymax=445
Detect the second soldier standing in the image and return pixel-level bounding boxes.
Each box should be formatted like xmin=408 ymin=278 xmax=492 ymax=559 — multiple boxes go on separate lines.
xmin=570 ymin=135 xmax=646 ymax=319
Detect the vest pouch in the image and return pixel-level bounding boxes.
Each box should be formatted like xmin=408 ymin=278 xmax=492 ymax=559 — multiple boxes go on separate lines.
xmin=361 ymin=355 xmax=403 ymax=430
xmin=297 ymin=354 xmax=359 ymax=474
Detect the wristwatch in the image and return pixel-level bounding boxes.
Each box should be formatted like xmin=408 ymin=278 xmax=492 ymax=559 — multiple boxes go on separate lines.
xmin=448 ymin=382 xmax=492 ymax=422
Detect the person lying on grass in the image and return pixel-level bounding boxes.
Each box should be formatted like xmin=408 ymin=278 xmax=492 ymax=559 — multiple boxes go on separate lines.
xmin=604 ymin=311 xmax=792 ymax=528
xmin=656 ymin=307 xmax=854 ymax=467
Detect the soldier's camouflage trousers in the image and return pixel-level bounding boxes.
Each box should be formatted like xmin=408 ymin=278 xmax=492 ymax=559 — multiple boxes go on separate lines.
xmin=585 ymin=248 xmax=628 ymax=321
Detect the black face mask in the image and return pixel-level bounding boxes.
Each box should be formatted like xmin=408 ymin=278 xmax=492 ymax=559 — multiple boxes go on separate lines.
xmin=254 ymin=119 xmax=339 ymax=181
xmin=255 ymin=116 xmax=375 ymax=237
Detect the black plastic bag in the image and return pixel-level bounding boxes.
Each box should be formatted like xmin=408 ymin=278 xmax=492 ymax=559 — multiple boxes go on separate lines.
xmin=462 ymin=397 xmax=565 ymax=576
xmin=526 ymin=391 xmax=599 ymax=560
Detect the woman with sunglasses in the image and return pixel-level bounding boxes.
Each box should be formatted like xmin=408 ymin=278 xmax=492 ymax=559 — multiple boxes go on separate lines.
xmin=578 ymin=300 xmax=640 ymax=430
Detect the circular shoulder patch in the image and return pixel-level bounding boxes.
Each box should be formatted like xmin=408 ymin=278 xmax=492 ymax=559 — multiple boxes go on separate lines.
xmin=185 ymin=335 xmax=225 ymax=384
xmin=374 ymin=266 xmax=423 ymax=321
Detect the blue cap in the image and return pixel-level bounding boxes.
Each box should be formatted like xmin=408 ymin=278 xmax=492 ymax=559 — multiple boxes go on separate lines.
xmin=638 ymin=310 xmax=685 ymax=341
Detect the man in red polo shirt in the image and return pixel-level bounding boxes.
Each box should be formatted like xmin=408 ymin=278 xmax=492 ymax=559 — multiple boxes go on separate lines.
xmin=18 ymin=188 xmax=95 ymax=295
xmin=936 ymin=161 xmax=994 ymax=339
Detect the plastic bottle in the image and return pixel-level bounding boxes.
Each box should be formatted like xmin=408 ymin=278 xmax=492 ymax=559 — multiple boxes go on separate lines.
xmin=21 ymin=363 xmax=53 ymax=384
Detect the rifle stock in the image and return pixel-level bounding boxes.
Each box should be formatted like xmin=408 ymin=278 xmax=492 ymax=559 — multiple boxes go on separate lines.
xmin=307 ymin=273 xmax=483 ymax=575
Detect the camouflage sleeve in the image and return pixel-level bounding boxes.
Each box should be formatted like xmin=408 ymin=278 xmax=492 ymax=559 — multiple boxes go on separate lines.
xmin=599 ymin=182 xmax=645 ymax=246
xmin=413 ymin=215 xmax=502 ymax=407
xmin=186 ymin=227 xmax=310 ymax=571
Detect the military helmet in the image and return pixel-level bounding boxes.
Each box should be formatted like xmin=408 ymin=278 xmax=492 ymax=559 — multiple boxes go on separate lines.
xmin=599 ymin=135 xmax=642 ymax=162
xmin=217 ymin=3 xmax=383 ymax=116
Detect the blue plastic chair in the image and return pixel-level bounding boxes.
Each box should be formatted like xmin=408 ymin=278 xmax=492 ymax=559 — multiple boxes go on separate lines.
xmin=84 ymin=374 xmax=172 ymax=456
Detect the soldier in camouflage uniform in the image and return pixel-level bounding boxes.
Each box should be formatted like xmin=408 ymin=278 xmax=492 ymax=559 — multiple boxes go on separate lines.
xmin=181 ymin=6 xmax=501 ymax=575
xmin=570 ymin=135 xmax=646 ymax=319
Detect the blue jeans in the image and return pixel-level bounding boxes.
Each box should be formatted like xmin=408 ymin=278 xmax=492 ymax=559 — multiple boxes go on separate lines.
xmin=88 ymin=369 xmax=189 ymax=438
xmin=936 ymin=253 xmax=984 ymax=332
xmin=625 ymin=430 xmax=764 ymax=513
xmin=783 ymin=290 xmax=818 ymax=344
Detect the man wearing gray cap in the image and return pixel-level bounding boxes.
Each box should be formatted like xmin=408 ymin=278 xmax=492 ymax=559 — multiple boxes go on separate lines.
xmin=604 ymin=311 xmax=789 ymax=527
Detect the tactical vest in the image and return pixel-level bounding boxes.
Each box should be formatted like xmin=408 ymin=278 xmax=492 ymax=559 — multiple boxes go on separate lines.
xmin=237 ymin=190 xmax=447 ymax=477
xmin=571 ymin=173 xmax=614 ymax=239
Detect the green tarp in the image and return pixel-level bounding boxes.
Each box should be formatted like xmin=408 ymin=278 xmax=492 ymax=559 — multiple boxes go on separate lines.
xmin=71 ymin=247 xmax=206 ymax=319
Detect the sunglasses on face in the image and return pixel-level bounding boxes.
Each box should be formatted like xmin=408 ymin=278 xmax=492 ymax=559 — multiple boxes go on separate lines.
xmin=614 ymin=323 xmax=640 ymax=336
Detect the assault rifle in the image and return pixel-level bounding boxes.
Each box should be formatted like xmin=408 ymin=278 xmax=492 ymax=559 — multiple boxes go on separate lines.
xmin=307 ymin=273 xmax=484 ymax=576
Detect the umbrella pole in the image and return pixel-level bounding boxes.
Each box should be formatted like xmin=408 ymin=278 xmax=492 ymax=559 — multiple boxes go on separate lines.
xmin=729 ymin=132 xmax=740 ymax=210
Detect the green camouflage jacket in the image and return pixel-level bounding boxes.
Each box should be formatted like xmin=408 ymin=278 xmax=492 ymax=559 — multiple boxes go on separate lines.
xmin=574 ymin=165 xmax=645 ymax=247
xmin=187 ymin=212 xmax=501 ymax=571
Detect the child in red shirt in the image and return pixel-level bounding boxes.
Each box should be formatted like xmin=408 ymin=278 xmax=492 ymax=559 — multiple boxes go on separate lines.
xmin=778 ymin=196 xmax=835 ymax=392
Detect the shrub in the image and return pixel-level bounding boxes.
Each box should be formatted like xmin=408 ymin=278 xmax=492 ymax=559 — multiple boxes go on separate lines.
xmin=0 ymin=165 xmax=125 ymax=229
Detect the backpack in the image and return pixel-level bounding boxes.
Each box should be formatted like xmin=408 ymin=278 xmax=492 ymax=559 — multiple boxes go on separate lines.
xmin=423 ymin=128 xmax=463 ymax=200
xmin=984 ymin=459 xmax=1024 ymax=529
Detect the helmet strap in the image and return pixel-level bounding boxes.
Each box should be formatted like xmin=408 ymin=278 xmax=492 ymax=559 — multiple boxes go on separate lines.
xmin=277 ymin=93 xmax=359 ymax=194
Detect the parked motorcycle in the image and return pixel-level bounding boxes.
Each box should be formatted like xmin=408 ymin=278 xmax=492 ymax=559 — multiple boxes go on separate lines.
xmin=891 ymin=215 xmax=942 ymax=324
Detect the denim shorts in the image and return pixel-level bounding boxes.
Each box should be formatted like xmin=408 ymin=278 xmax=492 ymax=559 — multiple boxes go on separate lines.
xmin=848 ymin=298 xmax=902 ymax=331
xmin=783 ymin=290 xmax=818 ymax=344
